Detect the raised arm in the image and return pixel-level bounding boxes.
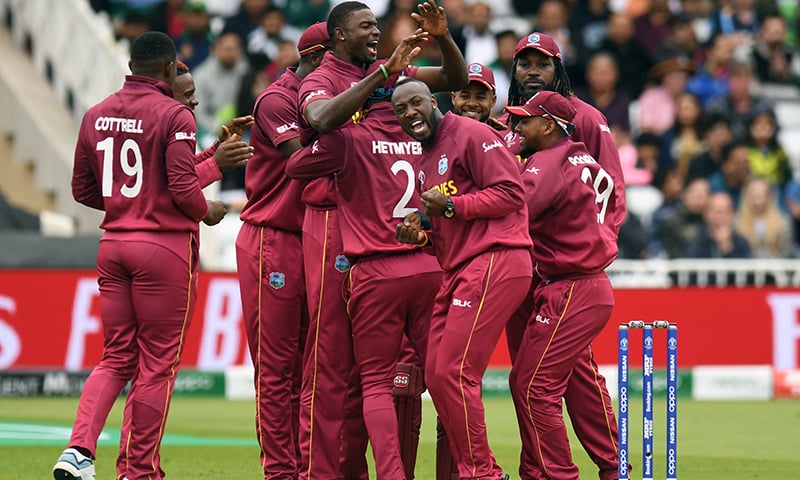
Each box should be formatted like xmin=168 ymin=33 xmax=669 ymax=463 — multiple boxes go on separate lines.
xmin=408 ymin=0 xmax=468 ymax=92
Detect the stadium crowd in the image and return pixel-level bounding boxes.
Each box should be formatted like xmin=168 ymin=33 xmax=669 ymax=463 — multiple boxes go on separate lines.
xmin=82 ymin=0 xmax=800 ymax=263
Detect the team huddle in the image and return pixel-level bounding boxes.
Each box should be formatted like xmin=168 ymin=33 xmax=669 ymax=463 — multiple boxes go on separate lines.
xmin=53 ymin=2 xmax=627 ymax=480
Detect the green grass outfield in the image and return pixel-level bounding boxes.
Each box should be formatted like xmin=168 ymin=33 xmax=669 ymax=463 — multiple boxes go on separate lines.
xmin=1 ymin=396 xmax=798 ymax=479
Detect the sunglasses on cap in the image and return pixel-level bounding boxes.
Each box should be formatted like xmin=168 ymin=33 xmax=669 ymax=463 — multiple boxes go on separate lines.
xmin=537 ymin=104 xmax=574 ymax=135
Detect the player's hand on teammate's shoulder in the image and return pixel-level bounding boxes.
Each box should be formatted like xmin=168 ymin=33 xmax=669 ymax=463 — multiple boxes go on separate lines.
xmin=412 ymin=0 xmax=448 ymax=37
xmin=218 ymin=115 xmax=255 ymax=142
xmin=214 ymin=133 xmax=254 ymax=172
xmin=203 ymin=200 xmax=227 ymax=226
xmin=487 ymin=116 xmax=508 ymax=131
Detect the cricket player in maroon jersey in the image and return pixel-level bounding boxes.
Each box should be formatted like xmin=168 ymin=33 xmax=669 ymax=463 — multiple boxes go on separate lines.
xmin=286 ymin=87 xmax=443 ymax=479
xmin=295 ymin=2 xmax=468 ymax=479
xmin=504 ymin=32 xmax=626 ymax=480
xmin=53 ymin=31 xmax=225 ymax=480
xmin=233 ymin=23 xmax=331 ymax=480
xmin=392 ymin=78 xmax=533 ymax=480
xmin=432 ymin=60 xmax=517 ymax=480
xmin=451 ymin=62 xmax=512 ymax=136
xmin=505 ymin=90 xmax=619 ymax=480
xmin=172 ymin=60 xmax=254 ymax=188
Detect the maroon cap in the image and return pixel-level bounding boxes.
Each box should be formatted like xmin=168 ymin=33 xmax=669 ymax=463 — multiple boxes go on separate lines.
xmin=467 ymin=62 xmax=495 ymax=91
xmin=514 ymin=32 xmax=561 ymax=59
xmin=505 ymin=90 xmax=576 ymax=134
xmin=298 ymin=22 xmax=331 ymax=56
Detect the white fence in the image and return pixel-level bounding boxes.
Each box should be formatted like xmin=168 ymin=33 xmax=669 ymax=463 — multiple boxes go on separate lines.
xmin=608 ymin=258 xmax=800 ymax=288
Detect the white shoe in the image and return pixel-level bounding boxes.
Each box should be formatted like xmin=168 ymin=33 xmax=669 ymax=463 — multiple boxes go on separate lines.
xmin=53 ymin=448 xmax=96 ymax=480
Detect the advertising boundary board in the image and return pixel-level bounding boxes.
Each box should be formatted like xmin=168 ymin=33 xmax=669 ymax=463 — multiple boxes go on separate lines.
xmin=1 ymin=270 xmax=800 ymax=372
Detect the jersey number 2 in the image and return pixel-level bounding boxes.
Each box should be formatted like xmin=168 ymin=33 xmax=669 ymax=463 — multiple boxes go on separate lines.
xmin=391 ymin=160 xmax=417 ymax=218
xmin=580 ymin=167 xmax=613 ymax=224
xmin=96 ymin=137 xmax=143 ymax=198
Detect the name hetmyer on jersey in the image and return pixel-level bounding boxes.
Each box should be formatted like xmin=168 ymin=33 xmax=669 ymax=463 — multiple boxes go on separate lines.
xmin=372 ymin=140 xmax=422 ymax=155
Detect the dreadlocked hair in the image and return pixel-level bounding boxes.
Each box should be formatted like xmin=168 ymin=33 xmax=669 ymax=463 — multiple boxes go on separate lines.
xmin=507 ymin=56 xmax=573 ymax=129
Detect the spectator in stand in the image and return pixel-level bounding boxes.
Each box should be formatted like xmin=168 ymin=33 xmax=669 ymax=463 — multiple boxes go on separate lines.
xmin=679 ymin=0 xmax=716 ymax=44
xmin=439 ymin=0 xmax=468 ymax=51
xmin=283 ymin=0 xmax=331 ymax=29
xmin=618 ymin=210 xmax=649 ymax=258
xmin=685 ymin=112 xmax=734 ymax=185
xmin=709 ymin=0 xmax=763 ymax=39
xmin=461 ymin=1 xmax=497 ymax=66
xmin=245 ymin=6 xmax=303 ymax=71
xmin=148 ymin=0 xmax=188 ymax=40
xmin=511 ymin=0 xmax=541 ymax=20
xmin=745 ymin=110 xmax=793 ymax=197
xmin=535 ymin=0 xmax=578 ymax=79
xmin=488 ymin=29 xmax=517 ymax=116
xmin=685 ymin=32 xmax=736 ymax=107
xmin=735 ymin=177 xmax=795 ymax=258
xmin=782 ymin=179 xmax=800 ymax=256
xmin=659 ymin=91 xmax=704 ymax=179
xmin=706 ymin=60 xmax=775 ymax=142
xmin=685 ymin=191 xmax=752 ymax=258
xmin=776 ymin=0 xmax=800 ymax=47
xmin=569 ymin=0 xmax=612 ymax=85
xmin=658 ymin=177 xmax=711 ymax=258
xmin=751 ymin=14 xmax=800 ymax=85
xmin=573 ymin=51 xmax=631 ymax=135
xmin=634 ymin=132 xmax=669 ymax=183
xmin=223 ymin=0 xmax=270 ymax=48
xmin=616 ymin=130 xmax=653 ymax=186
xmin=377 ymin=6 xmax=419 ymax=59
xmin=595 ymin=12 xmax=651 ymax=98
xmin=632 ymin=0 xmax=676 ymax=63
xmin=192 ymin=31 xmax=250 ymax=148
xmin=656 ymin=12 xmax=702 ymax=65
xmin=709 ymin=141 xmax=751 ymax=209
xmin=113 ymin=9 xmax=152 ymax=46
xmin=636 ymin=54 xmax=695 ymax=136
xmin=648 ymin=166 xmax=686 ymax=257
xmin=174 ymin=0 xmax=214 ymax=70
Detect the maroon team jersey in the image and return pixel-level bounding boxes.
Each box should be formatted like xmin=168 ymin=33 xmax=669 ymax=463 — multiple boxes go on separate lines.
xmin=195 ymin=144 xmax=221 ymax=188
xmin=239 ymin=68 xmax=307 ymax=232
xmin=521 ymin=137 xmax=618 ymax=280
xmin=297 ymin=52 xmax=419 ymax=208
xmin=72 ymin=75 xmax=207 ymax=232
xmin=287 ymin=103 xmax=426 ymax=259
xmin=569 ymin=95 xmax=626 ymax=235
xmin=419 ymin=112 xmax=532 ymax=271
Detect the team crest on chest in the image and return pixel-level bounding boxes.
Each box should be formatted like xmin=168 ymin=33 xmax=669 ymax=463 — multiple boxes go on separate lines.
xmin=438 ymin=154 xmax=448 ymax=175
xmin=269 ymin=272 xmax=286 ymax=289
xmin=334 ymin=255 xmax=351 ymax=273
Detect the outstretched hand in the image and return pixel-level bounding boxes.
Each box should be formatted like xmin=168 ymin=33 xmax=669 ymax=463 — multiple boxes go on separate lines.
xmin=384 ymin=29 xmax=427 ymax=75
xmin=218 ymin=115 xmax=255 ymax=142
xmin=411 ymin=0 xmax=449 ymax=37
xmin=214 ymin=133 xmax=254 ymax=172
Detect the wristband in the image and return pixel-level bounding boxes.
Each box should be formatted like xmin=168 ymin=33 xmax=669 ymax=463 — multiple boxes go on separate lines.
xmin=416 ymin=230 xmax=429 ymax=247
xmin=379 ymin=64 xmax=390 ymax=80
